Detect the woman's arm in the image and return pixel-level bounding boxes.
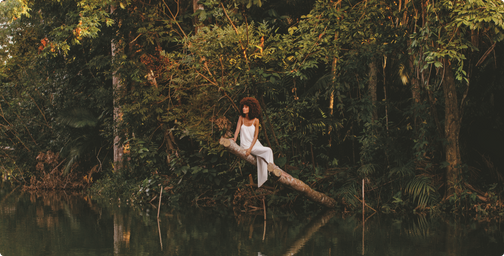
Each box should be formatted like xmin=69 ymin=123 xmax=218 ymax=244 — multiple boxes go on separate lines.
xmin=232 ymin=116 xmax=243 ymax=141
xmin=245 ymin=118 xmax=260 ymax=156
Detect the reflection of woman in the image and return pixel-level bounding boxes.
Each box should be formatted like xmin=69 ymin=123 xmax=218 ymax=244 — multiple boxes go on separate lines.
xmin=232 ymin=97 xmax=274 ymax=187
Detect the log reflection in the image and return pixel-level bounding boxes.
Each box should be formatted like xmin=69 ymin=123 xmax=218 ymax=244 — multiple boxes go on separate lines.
xmin=282 ymin=210 xmax=336 ymax=256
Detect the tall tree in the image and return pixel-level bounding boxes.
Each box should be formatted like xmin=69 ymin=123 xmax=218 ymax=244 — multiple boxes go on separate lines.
xmin=409 ymin=0 xmax=504 ymax=195
xmin=110 ymin=4 xmax=123 ymax=171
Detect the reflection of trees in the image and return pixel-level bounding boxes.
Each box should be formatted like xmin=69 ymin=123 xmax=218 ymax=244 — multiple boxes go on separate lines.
xmin=0 ymin=184 xmax=20 ymax=214
xmin=445 ymin=218 xmax=461 ymax=256
xmin=1 ymin=188 xmax=504 ymax=256
xmin=113 ymin=212 xmax=131 ymax=255
xmin=160 ymin=208 xmax=338 ymax=256
xmin=0 ymin=190 xmax=113 ymax=256
xmin=401 ymin=215 xmax=433 ymax=238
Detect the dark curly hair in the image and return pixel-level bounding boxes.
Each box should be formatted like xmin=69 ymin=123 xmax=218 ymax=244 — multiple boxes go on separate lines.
xmin=240 ymin=97 xmax=261 ymax=120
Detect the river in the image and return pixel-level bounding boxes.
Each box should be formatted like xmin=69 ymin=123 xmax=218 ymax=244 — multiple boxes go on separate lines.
xmin=0 ymin=184 xmax=503 ymax=256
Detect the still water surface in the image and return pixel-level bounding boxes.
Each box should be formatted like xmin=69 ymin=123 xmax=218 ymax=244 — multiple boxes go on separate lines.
xmin=1 ymin=185 xmax=504 ymax=256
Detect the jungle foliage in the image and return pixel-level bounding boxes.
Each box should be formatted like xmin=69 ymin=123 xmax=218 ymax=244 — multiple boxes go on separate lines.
xmin=1 ymin=0 xmax=504 ymax=216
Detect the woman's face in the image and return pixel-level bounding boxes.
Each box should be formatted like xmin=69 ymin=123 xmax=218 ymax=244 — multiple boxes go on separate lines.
xmin=242 ymin=105 xmax=249 ymax=115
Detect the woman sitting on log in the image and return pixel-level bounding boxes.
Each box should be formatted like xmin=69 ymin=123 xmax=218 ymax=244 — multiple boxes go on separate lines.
xmin=232 ymin=97 xmax=274 ymax=187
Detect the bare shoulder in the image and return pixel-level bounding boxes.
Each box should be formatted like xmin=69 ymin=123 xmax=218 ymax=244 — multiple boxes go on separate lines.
xmin=254 ymin=118 xmax=260 ymax=126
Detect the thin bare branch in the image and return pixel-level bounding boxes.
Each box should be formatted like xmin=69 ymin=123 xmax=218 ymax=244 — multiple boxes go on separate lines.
xmin=161 ymin=0 xmax=187 ymax=39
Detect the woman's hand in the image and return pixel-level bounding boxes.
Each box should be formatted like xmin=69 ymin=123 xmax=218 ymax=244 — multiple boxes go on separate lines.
xmin=245 ymin=148 xmax=252 ymax=156
xmin=233 ymin=116 xmax=242 ymax=144
xmin=232 ymin=138 xmax=236 ymax=142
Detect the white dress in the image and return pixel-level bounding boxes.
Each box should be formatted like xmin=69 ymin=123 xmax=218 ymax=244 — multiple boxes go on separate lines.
xmin=240 ymin=124 xmax=273 ymax=187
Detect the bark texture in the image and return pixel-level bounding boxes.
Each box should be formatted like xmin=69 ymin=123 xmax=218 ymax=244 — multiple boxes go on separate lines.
xmin=111 ymin=5 xmax=123 ymax=171
xmin=220 ymin=137 xmax=337 ymax=208
xmin=368 ymin=60 xmax=378 ymax=121
xmin=443 ymin=61 xmax=462 ymax=196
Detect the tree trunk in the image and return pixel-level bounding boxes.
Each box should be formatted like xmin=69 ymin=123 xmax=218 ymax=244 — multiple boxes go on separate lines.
xmin=162 ymin=123 xmax=178 ymax=165
xmin=193 ymin=0 xmax=204 ymax=34
xmin=328 ymin=57 xmax=337 ymax=147
xmin=443 ymin=60 xmax=462 ymax=196
xmin=368 ymin=60 xmax=378 ymax=121
xmin=111 ymin=5 xmax=123 ymax=171
xmin=220 ymin=137 xmax=337 ymax=208
xmin=408 ymin=49 xmax=422 ymax=127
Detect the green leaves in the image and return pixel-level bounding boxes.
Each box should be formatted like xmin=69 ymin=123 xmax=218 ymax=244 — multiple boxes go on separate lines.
xmin=405 ymin=176 xmax=437 ymax=209
xmin=57 ymin=108 xmax=99 ymax=128
xmin=0 ymin=0 xmax=31 ymax=22
xmin=1 ymin=0 xmax=503 ymax=213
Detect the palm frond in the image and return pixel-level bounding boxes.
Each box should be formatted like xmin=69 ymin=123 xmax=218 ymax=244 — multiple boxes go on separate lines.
xmin=405 ymin=175 xmax=437 ymax=209
xmin=58 ymin=108 xmax=98 ymax=128
xmin=388 ymin=161 xmax=415 ymax=178
xmin=335 ymin=180 xmax=360 ymax=207
xmin=301 ymin=73 xmax=334 ymax=97
xmin=62 ymin=143 xmax=83 ymax=175
xmin=57 ymin=108 xmax=101 ymax=175
xmin=358 ymin=163 xmax=375 ymax=176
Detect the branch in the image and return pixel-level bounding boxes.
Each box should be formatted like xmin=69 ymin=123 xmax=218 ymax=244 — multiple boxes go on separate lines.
xmin=195 ymin=70 xmax=239 ymax=111
xmin=221 ymin=3 xmax=239 ymax=35
xmin=161 ymin=0 xmax=187 ymax=39
xmin=220 ymin=3 xmax=249 ymax=67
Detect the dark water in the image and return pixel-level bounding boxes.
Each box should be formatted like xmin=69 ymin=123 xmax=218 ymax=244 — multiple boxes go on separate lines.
xmin=1 ymin=185 xmax=504 ymax=256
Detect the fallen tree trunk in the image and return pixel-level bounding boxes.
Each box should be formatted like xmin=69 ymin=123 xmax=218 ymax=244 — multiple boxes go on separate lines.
xmin=220 ymin=137 xmax=337 ymax=208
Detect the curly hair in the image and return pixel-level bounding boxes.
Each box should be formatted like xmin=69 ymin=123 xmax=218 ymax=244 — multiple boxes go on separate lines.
xmin=240 ymin=97 xmax=261 ymax=120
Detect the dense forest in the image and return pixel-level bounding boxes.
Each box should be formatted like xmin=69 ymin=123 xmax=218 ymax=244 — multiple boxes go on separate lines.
xmin=1 ymin=0 xmax=504 ymax=215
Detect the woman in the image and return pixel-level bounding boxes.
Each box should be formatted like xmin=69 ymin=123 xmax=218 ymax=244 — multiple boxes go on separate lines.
xmin=232 ymin=97 xmax=274 ymax=187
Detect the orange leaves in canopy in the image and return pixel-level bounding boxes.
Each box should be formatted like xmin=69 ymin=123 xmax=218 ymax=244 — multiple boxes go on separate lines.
xmin=73 ymin=27 xmax=82 ymax=38
xmin=73 ymin=21 xmax=83 ymax=40
xmin=38 ymin=38 xmax=49 ymax=54
xmin=38 ymin=21 xmax=84 ymax=54
xmin=38 ymin=38 xmax=55 ymax=53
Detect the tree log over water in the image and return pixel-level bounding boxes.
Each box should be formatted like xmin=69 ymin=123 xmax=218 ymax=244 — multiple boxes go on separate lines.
xmin=219 ymin=137 xmax=337 ymax=208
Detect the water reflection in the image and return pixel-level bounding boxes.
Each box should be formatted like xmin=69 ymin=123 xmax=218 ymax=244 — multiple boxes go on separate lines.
xmin=0 ymin=188 xmax=113 ymax=255
xmin=0 ymin=184 xmax=504 ymax=256
xmin=283 ymin=210 xmax=336 ymax=256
